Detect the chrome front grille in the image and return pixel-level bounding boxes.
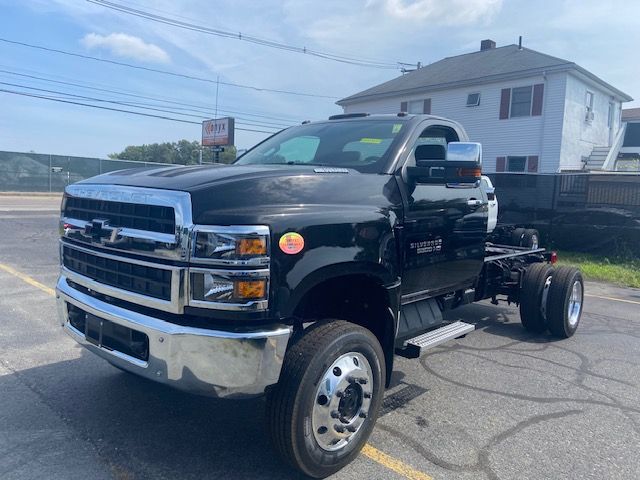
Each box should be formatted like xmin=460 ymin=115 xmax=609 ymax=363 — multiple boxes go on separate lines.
xmin=62 ymin=184 xmax=192 ymax=261
xmin=63 ymin=245 xmax=172 ymax=300
xmin=64 ymin=196 xmax=175 ymax=234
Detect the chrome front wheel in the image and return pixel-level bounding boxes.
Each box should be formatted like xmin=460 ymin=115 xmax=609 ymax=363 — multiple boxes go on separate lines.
xmin=265 ymin=320 xmax=385 ymax=478
xmin=312 ymin=352 xmax=373 ymax=451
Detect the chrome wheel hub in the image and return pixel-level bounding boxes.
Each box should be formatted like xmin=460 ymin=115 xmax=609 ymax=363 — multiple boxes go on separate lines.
xmin=530 ymin=235 xmax=539 ymax=249
xmin=568 ymin=280 xmax=583 ymax=327
xmin=312 ymin=352 xmax=373 ymax=451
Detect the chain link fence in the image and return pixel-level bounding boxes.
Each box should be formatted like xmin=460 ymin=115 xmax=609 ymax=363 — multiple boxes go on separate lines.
xmin=0 ymin=151 xmax=171 ymax=192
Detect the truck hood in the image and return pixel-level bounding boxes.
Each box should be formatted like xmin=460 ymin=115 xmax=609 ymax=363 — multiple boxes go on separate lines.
xmin=77 ymin=164 xmax=401 ymax=223
xmin=78 ymin=163 xmax=321 ymax=192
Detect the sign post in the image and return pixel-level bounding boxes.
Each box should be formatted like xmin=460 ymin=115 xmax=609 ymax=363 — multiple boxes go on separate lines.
xmin=202 ymin=117 xmax=235 ymax=163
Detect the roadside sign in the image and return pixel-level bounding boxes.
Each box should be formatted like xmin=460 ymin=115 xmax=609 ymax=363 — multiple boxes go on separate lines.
xmin=211 ymin=146 xmax=225 ymax=152
xmin=202 ymin=117 xmax=235 ymax=146
xmin=51 ymin=167 xmax=63 ymax=173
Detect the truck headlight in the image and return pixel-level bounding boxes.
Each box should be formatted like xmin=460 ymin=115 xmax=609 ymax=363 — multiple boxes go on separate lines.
xmin=192 ymin=226 xmax=269 ymax=265
xmin=190 ymin=270 xmax=268 ymax=306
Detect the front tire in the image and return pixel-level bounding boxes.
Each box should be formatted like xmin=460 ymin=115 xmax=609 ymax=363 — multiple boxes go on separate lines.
xmin=266 ymin=320 xmax=385 ymax=478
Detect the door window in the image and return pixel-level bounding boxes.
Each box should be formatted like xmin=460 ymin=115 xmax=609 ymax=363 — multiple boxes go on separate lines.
xmin=406 ymin=125 xmax=460 ymax=166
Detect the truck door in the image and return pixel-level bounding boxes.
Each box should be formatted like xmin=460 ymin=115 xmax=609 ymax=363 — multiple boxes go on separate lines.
xmin=398 ymin=122 xmax=487 ymax=299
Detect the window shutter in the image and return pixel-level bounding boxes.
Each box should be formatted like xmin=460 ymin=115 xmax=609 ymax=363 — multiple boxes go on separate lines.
xmin=532 ymin=84 xmax=544 ymax=116
xmin=527 ymin=155 xmax=539 ymax=172
xmin=496 ymin=156 xmax=506 ymax=172
xmin=400 ymin=101 xmax=408 ymax=112
xmin=423 ymin=98 xmax=431 ymax=114
xmin=499 ymin=89 xmax=511 ymax=119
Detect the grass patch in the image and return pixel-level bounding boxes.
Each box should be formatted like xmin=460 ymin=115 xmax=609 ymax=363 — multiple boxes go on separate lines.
xmin=557 ymin=251 xmax=640 ymax=288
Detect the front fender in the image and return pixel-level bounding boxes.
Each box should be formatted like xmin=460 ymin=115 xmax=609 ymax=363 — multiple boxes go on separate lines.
xmin=267 ymin=208 xmax=400 ymax=318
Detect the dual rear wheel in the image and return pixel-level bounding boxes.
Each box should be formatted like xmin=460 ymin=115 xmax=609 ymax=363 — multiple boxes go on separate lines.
xmin=520 ymin=264 xmax=584 ymax=338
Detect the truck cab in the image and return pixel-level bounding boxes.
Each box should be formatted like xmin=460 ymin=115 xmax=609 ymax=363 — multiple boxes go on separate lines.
xmin=56 ymin=114 xmax=583 ymax=478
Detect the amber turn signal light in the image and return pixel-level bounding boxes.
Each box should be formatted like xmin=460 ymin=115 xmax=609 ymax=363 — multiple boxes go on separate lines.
xmin=236 ymin=237 xmax=267 ymax=256
xmin=458 ymin=167 xmax=482 ymax=178
xmin=234 ymin=279 xmax=267 ymax=299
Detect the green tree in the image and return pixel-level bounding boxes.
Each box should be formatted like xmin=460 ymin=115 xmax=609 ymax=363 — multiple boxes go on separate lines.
xmin=109 ymin=141 xmax=237 ymax=165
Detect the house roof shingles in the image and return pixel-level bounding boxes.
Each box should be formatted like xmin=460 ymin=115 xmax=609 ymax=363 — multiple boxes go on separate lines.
xmin=622 ymin=108 xmax=640 ymax=122
xmin=338 ymin=44 xmax=632 ymax=105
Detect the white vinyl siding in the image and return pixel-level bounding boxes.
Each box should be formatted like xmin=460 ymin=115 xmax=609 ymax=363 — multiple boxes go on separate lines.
xmin=343 ymin=73 xmax=567 ymax=173
xmin=558 ymin=73 xmax=623 ymax=171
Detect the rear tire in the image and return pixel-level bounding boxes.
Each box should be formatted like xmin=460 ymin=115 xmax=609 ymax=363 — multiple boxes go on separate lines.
xmin=521 ymin=229 xmax=540 ymax=249
xmin=547 ymin=266 xmax=584 ymax=338
xmin=519 ymin=263 xmax=554 ymax=333
xmin=266 ymin=320 xmax=385 ymax=478
xmin=511 ymin=227 xmax=526 ymax=246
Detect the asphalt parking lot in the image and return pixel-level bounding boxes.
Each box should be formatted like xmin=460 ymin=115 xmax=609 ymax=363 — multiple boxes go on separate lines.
xmin=1 ymin=194 xmax=639 ymax=480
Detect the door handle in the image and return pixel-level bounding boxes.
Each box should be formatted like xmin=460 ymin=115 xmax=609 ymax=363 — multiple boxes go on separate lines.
xmin=467 ymin=199 xmax=483 ymax=207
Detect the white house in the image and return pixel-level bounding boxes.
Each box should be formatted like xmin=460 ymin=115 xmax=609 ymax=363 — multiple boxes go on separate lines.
xmin=618 ymin=108 xmax=640 ymax=170
xmin=337 ymin=40 xmax=633 ymax=173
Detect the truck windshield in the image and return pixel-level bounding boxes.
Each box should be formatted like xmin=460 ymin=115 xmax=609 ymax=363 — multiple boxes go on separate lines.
xmin=235 ymin=120 xmax=406 ymax=173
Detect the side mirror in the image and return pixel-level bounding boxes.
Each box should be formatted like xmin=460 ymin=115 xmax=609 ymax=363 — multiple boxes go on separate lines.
xmin=409 ymin=142 xmax=483 ymax=184
xmin=445 ymin=142 xmax=482 ymax=165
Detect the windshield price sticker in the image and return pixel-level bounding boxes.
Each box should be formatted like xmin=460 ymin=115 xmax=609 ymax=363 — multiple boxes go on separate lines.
xmin=360 ymin=138 xmax=383 ymax=144
xmin=279 ymin=232 xmax=305 ymax=254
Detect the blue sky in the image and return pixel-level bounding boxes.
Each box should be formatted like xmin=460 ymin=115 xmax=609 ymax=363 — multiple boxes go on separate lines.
xmin=1 ymin=0 xmax=638 ymax=158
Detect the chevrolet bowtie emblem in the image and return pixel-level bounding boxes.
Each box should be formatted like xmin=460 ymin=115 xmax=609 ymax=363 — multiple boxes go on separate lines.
xmin=84 ymin=219 xmax=118 ymax=243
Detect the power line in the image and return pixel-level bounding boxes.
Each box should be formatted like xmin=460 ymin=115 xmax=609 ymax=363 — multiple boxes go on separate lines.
xmin=0 ymin=80 xmax=288 ymax=130
xmin=87 ymin=0 xmax=416 ymax=70
xmin=0 ymin=88 xmax=280 ymax=134
xmin=0 ymin=66 xmax=304 ymax=123
xmin=0 ymin=37 xmax=338 ymax=99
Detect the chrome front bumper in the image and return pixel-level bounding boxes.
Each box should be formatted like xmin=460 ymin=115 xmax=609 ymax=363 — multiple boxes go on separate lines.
xmin=56 ymin=276 xmax=291 ymax=398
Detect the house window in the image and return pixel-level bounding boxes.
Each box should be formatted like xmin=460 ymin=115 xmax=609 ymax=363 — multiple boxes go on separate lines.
xmin=510 ymin=86 xmax=533 ymax=117
xmin=401 ymin=99 xmax=431 ymax=114
xmin=407 ymin=100 xmax=422 ymax=113
xmin=608 ymin=102 xmax=614 ymax=128
xmin=507 ymin=156 xmax=527 ymax=172
xmin=585 ymin=91 xmax=594 ymax=122
xmin=466 ymin=92 xmax=480 ymax=107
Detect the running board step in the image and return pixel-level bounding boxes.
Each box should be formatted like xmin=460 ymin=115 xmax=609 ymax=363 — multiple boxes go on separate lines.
xmin=396 ymin=321 xmax=475 ymax=359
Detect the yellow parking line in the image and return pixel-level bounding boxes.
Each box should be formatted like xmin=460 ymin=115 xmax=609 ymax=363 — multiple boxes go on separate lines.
xmin=0 ymin=263 xmax=56 ymax=296
xmin=0 ymin=263 xmax=435 ymax=480
xmin=362 ymin=444 xmax=433 ymax=480
xmin=585 ymin=293 xmax=640 ymax=306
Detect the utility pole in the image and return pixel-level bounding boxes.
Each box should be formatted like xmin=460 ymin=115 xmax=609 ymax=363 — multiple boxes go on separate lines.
xmin=214 ymin=75 xmax=220 ymax=163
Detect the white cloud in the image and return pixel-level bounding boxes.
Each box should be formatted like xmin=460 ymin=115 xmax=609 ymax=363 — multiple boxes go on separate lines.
xmin=80 ymin=33 xmax=170 ymax=64
xmin=381 ymin=0 xmax=503 ymax=24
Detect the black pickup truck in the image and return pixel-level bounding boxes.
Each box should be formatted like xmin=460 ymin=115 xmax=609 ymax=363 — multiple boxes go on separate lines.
xmin=56 ymin=113 xmax=584 ymax=478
